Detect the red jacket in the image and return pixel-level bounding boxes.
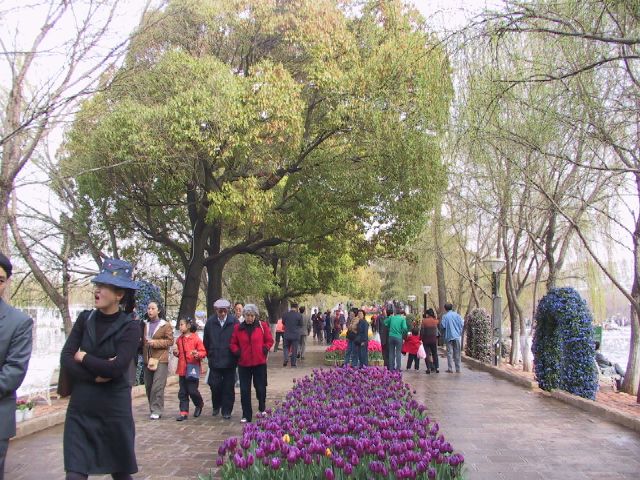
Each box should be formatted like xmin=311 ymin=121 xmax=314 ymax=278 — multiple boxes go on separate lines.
xmin=175 ymin=333 xmax=207 ymax=377
xmin=230 ymin=321 xmax=274 ymax=367
xmin=402 ymin=334 xmax=422 ymax=355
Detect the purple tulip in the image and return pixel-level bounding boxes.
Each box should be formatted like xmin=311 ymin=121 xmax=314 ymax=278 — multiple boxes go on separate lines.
xmin=270 ymin=457 xmax=281 ymax=470
xmin=324 ymin=467 xmax=335 ymax=480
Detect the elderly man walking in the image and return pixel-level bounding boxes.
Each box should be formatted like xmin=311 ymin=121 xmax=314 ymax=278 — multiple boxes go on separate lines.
xmin=440 ymin=303 xmax=464 ymax=373
xmin=204 ymin=298 xmax=238 ymax=419
xmin=282 ymin=302 xmax=303 ymax=367
xmin=0 ymin=253 xmax=33 ymax=480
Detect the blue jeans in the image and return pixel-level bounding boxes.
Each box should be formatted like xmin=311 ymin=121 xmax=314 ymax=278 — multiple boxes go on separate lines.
xmin=345 ymin=340 xmax=359 ymax=366
xmin=388 ymin=336 xmax=403 ymax=371
xmin=358 ymin=341 xmax=368 ymax=367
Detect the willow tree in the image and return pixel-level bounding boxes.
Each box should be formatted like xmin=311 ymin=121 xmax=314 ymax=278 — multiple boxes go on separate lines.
xmin=62 ymin=0 xmax=452 ymax=319
xmin=476 ymin=0 xmax=640 ymax=396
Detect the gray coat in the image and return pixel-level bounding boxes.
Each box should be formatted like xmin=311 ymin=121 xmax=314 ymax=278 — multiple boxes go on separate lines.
xmin=0 ymin=299 xmax=33 ymax=439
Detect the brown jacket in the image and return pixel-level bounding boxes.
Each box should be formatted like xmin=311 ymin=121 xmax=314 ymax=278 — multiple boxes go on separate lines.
xmin=143 ymin=320 xmax=174 ymax=364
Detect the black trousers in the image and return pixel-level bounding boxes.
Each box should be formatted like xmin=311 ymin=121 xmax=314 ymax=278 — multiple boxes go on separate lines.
xmin=208 ymin=367 xmax=236 ymax=415
xmin=425 ymin=343 xmax=439 ymax=370
xmin=238 ymin=364 xmax=267 ymax=421
xmin=406 ymin=354 xmax=420 ymax=370
xmin=178 ymin=375 xmax=204 ymax=414
xmin=0 ymin=437 xmax=8 ymax=480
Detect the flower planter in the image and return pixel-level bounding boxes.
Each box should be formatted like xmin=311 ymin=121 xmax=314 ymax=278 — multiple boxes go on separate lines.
xmin=323 ymin=358 xmax=337 ymax=366
xmin=15 ymin=409 xmax=24 ymax=423
xmin=23 ymin=408 xmax=34 ymax=421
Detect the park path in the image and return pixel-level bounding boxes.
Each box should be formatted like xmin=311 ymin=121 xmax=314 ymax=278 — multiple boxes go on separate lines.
xmin=6 ymin=343 xmax=640 ymax=479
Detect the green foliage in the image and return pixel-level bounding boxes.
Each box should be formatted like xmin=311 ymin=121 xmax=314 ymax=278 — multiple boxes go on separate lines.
xmin=62 ymin=0 xmax=452 ymax=308
xmin=465 ymin=308 xmax=492 ymax=363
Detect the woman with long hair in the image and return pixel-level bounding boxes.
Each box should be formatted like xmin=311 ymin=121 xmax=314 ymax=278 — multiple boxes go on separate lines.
xmin=60 ymin=258 xmax=141 ymax=480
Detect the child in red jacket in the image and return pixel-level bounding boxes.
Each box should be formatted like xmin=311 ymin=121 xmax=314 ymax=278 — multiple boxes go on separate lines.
xmin=402 ymin=327 xmax=422 ymax=371
xmin=173 ymin=318 xmax=207 ymax=421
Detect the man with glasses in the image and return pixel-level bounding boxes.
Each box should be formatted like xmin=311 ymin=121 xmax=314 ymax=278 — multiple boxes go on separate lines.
xmin=203 ymin=298 xmax=238 ymax=419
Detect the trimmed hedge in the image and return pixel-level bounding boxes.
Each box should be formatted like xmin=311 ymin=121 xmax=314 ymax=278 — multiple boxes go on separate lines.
xmin=532 ymin=287 xmax=598 ymax=400
xmin=465 ymin=308 xmax=492 ymax=363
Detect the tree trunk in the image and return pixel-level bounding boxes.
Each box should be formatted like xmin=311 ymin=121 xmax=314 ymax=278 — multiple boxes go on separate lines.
xmin=206 ymin=259 xmax=226 ymax=318
xmin=621 ymin=174 xmax=640 ymax=396
xmin=433 ymin=207 xmax=447 ymax=315
xmin=177 ymin=221 xmax=211 ymax=321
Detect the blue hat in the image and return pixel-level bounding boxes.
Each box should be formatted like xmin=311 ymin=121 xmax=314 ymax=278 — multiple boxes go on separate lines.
xmin=91 ymin=258 xmax=139 ymax=290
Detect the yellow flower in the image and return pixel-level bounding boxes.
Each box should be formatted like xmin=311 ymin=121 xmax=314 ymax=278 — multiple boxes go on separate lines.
xmin=282 ymin=434 xmax=290 ymax=444
xmin=325 ymin=448 xmax=332 ymax=457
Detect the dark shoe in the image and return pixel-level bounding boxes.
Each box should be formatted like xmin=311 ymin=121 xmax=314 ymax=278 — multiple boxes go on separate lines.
xmin=176 ymin=415 xmax=188 ymax=421
xmin=426 ymin=370 xmax=430 ymax=374
xmin=297 ymin=353 xmax=300 ymax=358
xmin=194 ymin=406 xmax=203 ymax=418
xmin=291 ymin=365 xmax=297 ymax=368
xmin=222 ymin=414 xmax=231 ymax=420
xmin=435 ymin=369 xmax=440 ymax=373
xmin=283 ymin=362 xmax=288 ymax=367
xmin=212 ymin=408 xmax=220 ymax=417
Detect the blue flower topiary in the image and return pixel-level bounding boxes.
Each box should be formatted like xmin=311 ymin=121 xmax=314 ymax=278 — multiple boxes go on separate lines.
xmin=533 ymin=287 xmax=598 ymax=400
xmin=135 ymin=279 xmax=163 ymax=322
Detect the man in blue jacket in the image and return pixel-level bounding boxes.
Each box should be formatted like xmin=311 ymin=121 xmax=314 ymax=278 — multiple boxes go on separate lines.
xmin=0 ymin=253 xmax=33 ymax=480
xmin=440 ymin=303 xmax=464 ymax=373
xmin=204 ymin=298 xmax=238 ymax=419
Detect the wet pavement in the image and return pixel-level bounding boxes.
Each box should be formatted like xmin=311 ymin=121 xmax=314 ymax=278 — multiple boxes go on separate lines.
xmin=6 ymin=343 xmax=640 ymax=479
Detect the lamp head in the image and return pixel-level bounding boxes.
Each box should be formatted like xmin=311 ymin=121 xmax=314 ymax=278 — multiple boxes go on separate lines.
xmin=483 ymin=258 xmax=506 ymax=273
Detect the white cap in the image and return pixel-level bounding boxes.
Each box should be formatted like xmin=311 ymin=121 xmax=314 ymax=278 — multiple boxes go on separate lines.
xmin=213 ymin=298 xmax=231 ymax=309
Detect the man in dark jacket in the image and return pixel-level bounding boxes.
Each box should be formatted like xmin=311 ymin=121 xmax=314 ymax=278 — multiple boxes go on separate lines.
xmin=0 ymin=253 xmax=33 ymax=480
xmin=203 ymin=298 xmax=238 ymax=419
xmin=282 ymin=302 xmax=303 ymax=367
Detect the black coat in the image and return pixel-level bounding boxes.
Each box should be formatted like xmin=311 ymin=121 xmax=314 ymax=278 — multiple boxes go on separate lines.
xmin=203 ymin=314 xmax=238 ymax=371
xmin=60 ymin=310 xmax=139 ymax=475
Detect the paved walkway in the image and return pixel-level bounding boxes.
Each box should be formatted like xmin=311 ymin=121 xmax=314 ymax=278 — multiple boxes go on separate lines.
xmin=7 ymin=343 xmax=640 ymax=479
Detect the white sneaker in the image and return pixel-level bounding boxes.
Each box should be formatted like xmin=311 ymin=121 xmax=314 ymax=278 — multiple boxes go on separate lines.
xmin=240 ymin=417 xmax=248 ymax=423
xmin=149 ymin=413 xmax=161 ymax=420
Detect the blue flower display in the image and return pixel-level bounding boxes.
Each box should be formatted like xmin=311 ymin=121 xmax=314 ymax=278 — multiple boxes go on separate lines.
xmin=134 ymin=279 xmax=163 ymax=321
xmin=533 ymin=287 xmax=598 ymax=400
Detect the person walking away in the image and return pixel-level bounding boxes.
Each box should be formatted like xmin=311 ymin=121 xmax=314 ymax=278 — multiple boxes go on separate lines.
xmin=60 ymin=258 xmax=140 ymax=480
xmin=174 ymin=318 xmax=206 ymax=421
xmin=274 ymin=317 xmax=285 ymax=352
xmin=378 ymin=310 xmax=390 ymax=367
xmin=384 ymin=307 xmax=408 ymax=371
xmin=355 ymin=309 xmax=369 ymax=367
xmin=230 ymin=304 xmax=274 ymax=423
xmin=324 ymin=311 xmax=333 ymax=345
xmin=143 ymin=301 xmax=174 ymax=419
xmin=420 ymin=309 xmax=440 ymax=373
xmin=345 ymin=310 xmax=359 ymax=367
xmin=204 ymin=298 xmax=238 ymax=419
xmin=402 ymin=327 xmax=422 ymax=371
xmin=0 ymin=253 xmax=32 ymax=480
xmin=332 ymin=311 xmax=342 ymax=342
xmin=440 ymin=303 xmax=464 ymax=373
xmin=298 ymin=306 xmax=311 ymax=359
xmin=282 ymin=303 xmax=303 ymax=367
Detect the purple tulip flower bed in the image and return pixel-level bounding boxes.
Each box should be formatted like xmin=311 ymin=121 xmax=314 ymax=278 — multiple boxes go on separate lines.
xmin=214 ymin=367 xmax=465 ymax=479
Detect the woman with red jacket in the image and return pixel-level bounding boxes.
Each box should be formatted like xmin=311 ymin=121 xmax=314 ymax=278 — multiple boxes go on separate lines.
xmin=173 ymin=318 xmax=207 ymax=421
xmin=230 ymin=304 xmax=274 ymax=423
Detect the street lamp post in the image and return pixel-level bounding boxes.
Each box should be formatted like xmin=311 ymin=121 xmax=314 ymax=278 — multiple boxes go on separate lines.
xmin=422 ymin=285 xmax=431 ymax=316
xmin=407 ymin=295 xmax=417 ymax=315
xmin=483 ymin=258 xmax=506 ymax=366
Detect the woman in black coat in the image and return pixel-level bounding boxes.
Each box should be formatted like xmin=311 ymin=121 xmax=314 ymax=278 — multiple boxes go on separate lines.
xmin=60 ymin=259 xmax=141 ymax=480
